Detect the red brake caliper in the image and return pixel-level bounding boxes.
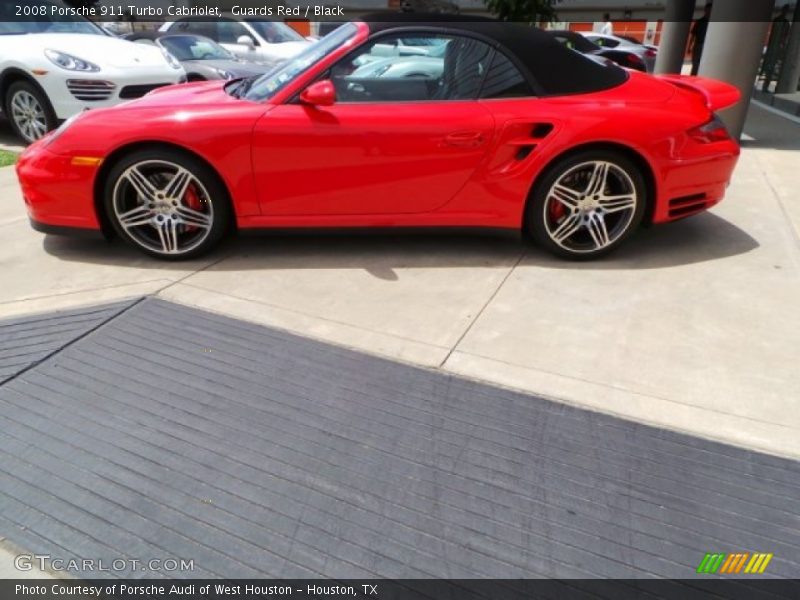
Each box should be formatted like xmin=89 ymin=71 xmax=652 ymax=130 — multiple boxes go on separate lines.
xmin=549 ymin=195 xmax=566 ymax=224
xmin=183 ymin=183 xmax=202 ymax=232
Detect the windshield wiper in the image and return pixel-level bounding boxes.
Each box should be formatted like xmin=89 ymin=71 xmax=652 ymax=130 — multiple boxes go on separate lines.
xmin=230 ymin=75 xmax=258 ymax=99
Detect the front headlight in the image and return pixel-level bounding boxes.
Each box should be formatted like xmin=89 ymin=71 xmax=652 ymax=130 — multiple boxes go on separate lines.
xmin=161 ymin=49 xmax=182 ymax=70
xmin=44 ymin=49 xmax=100 ymax=72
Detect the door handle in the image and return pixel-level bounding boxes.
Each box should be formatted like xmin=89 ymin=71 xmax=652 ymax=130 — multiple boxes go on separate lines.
xmin=443 ymin=131 xmax=486 ymax=148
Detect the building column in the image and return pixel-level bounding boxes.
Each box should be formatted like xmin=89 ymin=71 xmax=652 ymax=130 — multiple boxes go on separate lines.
xmin=776 ymin=2 xmax=800 ymax=94
xmin=698 ymin=0 xmax=776 ymax=139
xmin=654 ymin=0 xmax=696 ymax=74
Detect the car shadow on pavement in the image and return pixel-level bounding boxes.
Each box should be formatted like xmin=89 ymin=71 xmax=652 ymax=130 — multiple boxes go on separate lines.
xmin=41 ymin=211 xmax=758 ymax=275
xmin=43 ymin=230 xmax=526 ymax=281
xmin=41 ymin=235 xmax=218 ymax=272
xmin=523 ymin=211 xmax=760 ymax=271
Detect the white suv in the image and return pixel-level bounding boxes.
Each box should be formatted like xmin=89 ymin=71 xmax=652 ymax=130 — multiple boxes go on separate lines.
xmin=0 ymin=7 xmax=186 ymax=143
xmin=160 ymin=17 xmax=312 ymax=64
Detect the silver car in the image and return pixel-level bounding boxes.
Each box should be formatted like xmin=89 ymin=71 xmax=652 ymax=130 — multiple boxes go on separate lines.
xmin=581 ymin=33 xmax=658 ymax=73
xmin=125 ymin=32 xmax=278 ymax=81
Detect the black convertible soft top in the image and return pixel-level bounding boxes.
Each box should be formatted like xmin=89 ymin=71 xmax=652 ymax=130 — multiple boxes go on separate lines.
xmin=360 ymin=13 xmax=629 ymax=96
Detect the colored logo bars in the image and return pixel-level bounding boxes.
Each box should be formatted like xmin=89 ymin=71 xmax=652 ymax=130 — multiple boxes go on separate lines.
xmin=696 ymin=552 xmax=774 ymax=575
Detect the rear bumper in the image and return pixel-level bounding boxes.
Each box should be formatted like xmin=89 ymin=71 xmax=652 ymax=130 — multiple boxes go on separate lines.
xmin=652 ymin=139 xmax=740 ymax=224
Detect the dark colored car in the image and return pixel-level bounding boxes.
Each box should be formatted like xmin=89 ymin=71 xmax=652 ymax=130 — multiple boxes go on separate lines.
xmin=124 ymin=32 xmax=278 ymax=81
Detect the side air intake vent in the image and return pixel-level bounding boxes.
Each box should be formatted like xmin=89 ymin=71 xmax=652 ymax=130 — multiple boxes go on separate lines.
xmin=119 ymin=84 xmax=171 ymax=99
xmin=668 ymin=193 xmax=708 ymax=218
xmin=516 ymin=145 xmax=536 ymax=160
xmin=66 ymin=80 xmax=115 ymax=102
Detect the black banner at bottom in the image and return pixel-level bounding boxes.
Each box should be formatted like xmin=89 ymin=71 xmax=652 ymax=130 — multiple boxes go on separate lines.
xmin=3 ymin=579 xmax=800 ymax=600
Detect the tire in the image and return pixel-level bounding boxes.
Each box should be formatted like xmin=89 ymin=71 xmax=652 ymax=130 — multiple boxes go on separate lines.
xmin=527 ymin=149 xmax=647 ymax=260
xmin=5 ymin=80 xmax=58 ymax=144
xmin=103 ymin=149 xmax=231 ymax=260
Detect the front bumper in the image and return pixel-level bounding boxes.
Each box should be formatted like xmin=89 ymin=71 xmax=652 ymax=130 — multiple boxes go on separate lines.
xmin=39 ymin=69 xmax=185 ymax=120
xmin=16 ymin=140 xmax=101 ymax=231
xmin=29 ymin=217 xmax=105 ymax=238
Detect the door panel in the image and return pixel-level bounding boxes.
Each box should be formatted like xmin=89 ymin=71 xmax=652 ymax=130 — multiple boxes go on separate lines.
xmin=251 ymin=102 xmax=495 ymax=216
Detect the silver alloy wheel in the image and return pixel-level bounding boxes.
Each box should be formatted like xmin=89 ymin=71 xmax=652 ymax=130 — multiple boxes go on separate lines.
xmin=543 ymin=160 xmax=638 ymax=254
xmin=111 ymin=160 xmax=214 ymax=256
xmin=10 ymin=90 xmax=48 ymax=143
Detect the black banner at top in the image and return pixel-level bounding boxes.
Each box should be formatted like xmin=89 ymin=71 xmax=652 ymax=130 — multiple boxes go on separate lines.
xmin=0 ymin=0 xmax=793 ymax=23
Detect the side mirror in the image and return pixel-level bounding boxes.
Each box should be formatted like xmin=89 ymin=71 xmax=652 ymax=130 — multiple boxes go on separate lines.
xmin=237 ymin=35 xmax=256 ymax=49
xmin=299 ymin=80 xmax=336 ymax=107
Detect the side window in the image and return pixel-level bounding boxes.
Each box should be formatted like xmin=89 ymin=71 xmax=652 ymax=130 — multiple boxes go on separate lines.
xmin=602 ymin=38 xmax=620 ymax=48
xmin=218 ymin=19 xmax=252 ymax=45
xmin=480 ymin=51 xmax=532 ymax=99
xmin=329 ymin=33 xmax=493 ymax=103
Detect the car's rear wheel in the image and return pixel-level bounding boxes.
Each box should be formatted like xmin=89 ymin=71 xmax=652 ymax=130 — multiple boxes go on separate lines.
xmin=104 ymin=149 xmax=230 ymax=260
xmin=5 ymin=81 xmax=57 ymax=144
xmin=528 ymin=150 xmax=646 ymax=260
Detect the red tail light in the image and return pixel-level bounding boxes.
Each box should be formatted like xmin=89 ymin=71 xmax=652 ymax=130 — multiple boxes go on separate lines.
xmin=627 ymin=54 xmax=644 ymax=67
xmin=645 ymin=48 xmax=657 ymax=58
xmin=688 ymin=115 xmax=732 ymax=143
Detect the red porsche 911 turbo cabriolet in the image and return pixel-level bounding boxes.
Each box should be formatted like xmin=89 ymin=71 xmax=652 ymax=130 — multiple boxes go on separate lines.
xmin=16 ymin=15 xmax=741 ymax=260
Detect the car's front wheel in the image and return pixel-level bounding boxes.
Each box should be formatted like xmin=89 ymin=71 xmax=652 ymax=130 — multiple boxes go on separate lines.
xmin=104 ymin=150 xmax=230 ymax=260
xmin=5 ymin=81 xmax=57 ymax=144
xmin=528 ymin=150 xmax=646 ymax=260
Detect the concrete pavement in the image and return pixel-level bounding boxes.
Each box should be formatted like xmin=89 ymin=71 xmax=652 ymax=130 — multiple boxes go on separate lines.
xmin=1 ymin=103 xmax=798 ymax=459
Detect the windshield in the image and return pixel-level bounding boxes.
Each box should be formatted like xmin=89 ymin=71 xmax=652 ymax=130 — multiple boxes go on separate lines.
xmin=243 ymin=23 xmax=357 ymax=102
xmin=0 ymin=1 xmax=104 ymax=35
xmin=245 ymin=20 xmax=305 ymax=44
xmin=160 ymin=35 xmax=233 ymax=61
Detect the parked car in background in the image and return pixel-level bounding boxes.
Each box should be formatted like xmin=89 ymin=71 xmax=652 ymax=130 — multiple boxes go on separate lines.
xmin=550 ymin=30 xmax=653 ymax=72
xmin=101 ymin=22 xmax=133 ymax=37
xmin=348 ymin=36 xmax=447 ymax=81
xmin=124 ymin=32 xmax=278 ymax=81
xmin=352 ymin=34 xmax=448 ymax=68
xmin=614 ymin=33 xmax=658 ymax=53
xmin=582 ymin=33 xmax=657 ymax=72
xmin=350 ymin=54 xmax=445 ymax=81
xmin=0 ymin=1 xmax=185 ymax=143
xmin=160 ymin=17 xmax=312 ymax=64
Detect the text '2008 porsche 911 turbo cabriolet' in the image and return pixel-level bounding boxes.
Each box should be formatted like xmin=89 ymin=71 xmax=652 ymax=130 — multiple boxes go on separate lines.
xmin=16 ymin=14 xmax=741 ymax=260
